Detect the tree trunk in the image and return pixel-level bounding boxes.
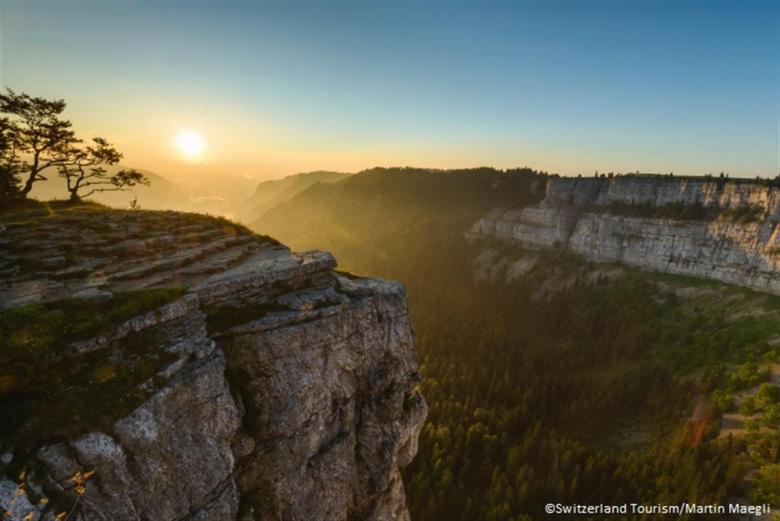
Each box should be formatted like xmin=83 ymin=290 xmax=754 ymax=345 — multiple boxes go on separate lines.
xmin=20 ymin=171 xmax=35 ymax=197
xmin=20 ymin=154 xmax=40 ymax=197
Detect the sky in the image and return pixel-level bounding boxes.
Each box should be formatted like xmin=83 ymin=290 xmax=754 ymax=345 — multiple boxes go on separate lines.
xmin=0 ymin=0 xmax=778 ymax=180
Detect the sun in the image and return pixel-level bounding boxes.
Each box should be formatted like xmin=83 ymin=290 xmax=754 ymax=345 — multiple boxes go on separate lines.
xmin=175 ymin=129 xmax=205 ymax=160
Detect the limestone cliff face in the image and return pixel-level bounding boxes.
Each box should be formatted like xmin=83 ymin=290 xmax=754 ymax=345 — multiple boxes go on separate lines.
xmin=0 ymin=208 xmax=426 ymax=521
xmin=469 ymin=176 xmax=780 ymax=293
xmin=220 ymin=276 xmax=424 ymax=521
xmin=544 ymin=176 xmax=780 ymax=214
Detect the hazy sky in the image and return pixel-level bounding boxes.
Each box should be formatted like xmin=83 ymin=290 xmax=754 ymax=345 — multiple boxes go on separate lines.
xmin=1 ymin=0 xmax=777 ymax=179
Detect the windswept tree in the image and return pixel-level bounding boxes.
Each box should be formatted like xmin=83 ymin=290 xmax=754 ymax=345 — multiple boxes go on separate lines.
xmin=0 ymin=88 xmax=148 ymax=200
xmin=57 ymin=137 xmax=148 ymax=202
xmin=0 ymin=89 xmax=76 ymax=197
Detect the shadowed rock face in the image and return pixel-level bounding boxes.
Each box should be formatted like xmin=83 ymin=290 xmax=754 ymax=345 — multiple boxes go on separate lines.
xmin=469 ymin=176 xmax=780 ymax=294
xmin=220 ymin=276 xmax=425 ymax=521
xmin=0 ymin=208 xmax=426 ymax=521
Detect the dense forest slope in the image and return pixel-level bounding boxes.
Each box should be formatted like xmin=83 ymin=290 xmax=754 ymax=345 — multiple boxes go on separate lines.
xmin=0 ymin=202 xmax=425 ymax=521
xmin=252 ymin=168 xmax=780 ymax=520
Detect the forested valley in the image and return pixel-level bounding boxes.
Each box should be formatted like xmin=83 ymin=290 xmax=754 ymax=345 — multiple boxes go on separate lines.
xmin=253 ymin=168 xmax=780 ymax=520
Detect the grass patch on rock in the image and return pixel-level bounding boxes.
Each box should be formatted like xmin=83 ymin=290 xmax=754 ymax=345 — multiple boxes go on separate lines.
xmin=0 ymin=288 xmax=186 ymax=455
xmin=0 ymin=287 xmax=186 ymax=357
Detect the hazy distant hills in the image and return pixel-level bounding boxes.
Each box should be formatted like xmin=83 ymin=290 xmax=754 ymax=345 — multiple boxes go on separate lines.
xmin=28 ymin=166 xmax=189 ymax=210
xmin=27 ymin=167 xmax=349 ymax=217
xmin=27 ymin=166 xmax=262 ymax=216
xmin=164 ymin=170 xmax=264 ymax=215
xmin=249 ymin=167 xmax=543 ymax=274
xmin=251 ymin=165 xmax=780 ymax=296
xmin=235 ymin=170 xmax=350 ymax=223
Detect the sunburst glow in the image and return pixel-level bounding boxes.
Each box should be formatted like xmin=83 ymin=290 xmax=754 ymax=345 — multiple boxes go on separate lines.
xmin=175 ymin=129 xmax=205 ymax=160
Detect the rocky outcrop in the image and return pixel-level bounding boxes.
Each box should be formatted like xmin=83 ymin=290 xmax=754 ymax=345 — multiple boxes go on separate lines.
xmin=0 ymin=206 xmax=426 ymax=521
xmin=221 ymin=276 xmax=425 ymax=521
xmin=568 ymin=215 xmax=780 ymax=294
xmin=33 ymin=349 xmax=241 ymax=521
xmin=469 ymin=176 xmax=780 ymax=294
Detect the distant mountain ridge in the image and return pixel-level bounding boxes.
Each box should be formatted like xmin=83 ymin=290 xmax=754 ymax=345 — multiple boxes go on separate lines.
xmin=27 ymin=166 xmax=262 ymax=216
xmin=28 ymin=165 xmax=188 ymax=209
xmin=236 ymin=170 xmax=350 ymax=223
xmin=250 ymin=167 xmax=780 ymax=295
xmin=249 ymin=167 xmax=545 ymax=276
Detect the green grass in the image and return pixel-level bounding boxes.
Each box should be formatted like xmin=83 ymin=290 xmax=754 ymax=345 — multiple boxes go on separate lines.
xmin=648 ymin=269 xmax=723 ymax=289
xmin=651 ymin=291 xmax=780 ymax=375
xmin=606 ymin=266 xmax=780 ymax=380
xmin=0 ymin=287 xmax=187 ymax=359
xmin=0 ymin=288 xmax=187 ymax=458
xmin=596 ymin=264 xmax=780 ymax=507
xmin=0 ymin=330 xmax=174 ymax=449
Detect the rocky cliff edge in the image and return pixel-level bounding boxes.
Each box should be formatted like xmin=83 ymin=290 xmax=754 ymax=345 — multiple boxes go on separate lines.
xmin=0 ymin=203 xmax=426 ymax=521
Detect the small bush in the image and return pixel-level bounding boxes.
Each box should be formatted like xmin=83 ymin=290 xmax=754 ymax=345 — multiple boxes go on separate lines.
xmin=728 ymin=363 xmax=771 ymax=391
xmin=749 ymin=464 xmax=780 ymax=504
xmin=711 ymin=389 xmax=734 ymax=413
xmin=739 ymin=396 xmax=757 ymax=416
xmin=762 ymin=404 xmax=780 ymax=428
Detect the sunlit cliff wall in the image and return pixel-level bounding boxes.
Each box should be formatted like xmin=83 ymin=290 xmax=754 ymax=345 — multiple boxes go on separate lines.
xmin=469 ymin=176 xmax=780 ymax=294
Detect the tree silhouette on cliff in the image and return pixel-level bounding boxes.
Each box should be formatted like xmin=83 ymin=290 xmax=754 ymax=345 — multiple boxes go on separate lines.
xmin=0 ymin=88 xmax=148 ymax=201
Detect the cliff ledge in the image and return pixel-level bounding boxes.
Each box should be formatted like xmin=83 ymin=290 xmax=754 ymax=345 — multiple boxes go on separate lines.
xmin=0 ymin=203 xmax=426 ymax=521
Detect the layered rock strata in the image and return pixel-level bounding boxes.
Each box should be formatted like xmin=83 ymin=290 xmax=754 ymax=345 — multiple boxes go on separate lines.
xmin=0 ymin=207 xmax=426 ymax=521
xmin=469 ymin=176 xmax=780 ymax=293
